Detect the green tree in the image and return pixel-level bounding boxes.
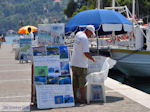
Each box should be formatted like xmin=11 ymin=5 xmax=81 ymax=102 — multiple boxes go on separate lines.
xmin=64 ymin=0 xmax=150 ymax=23
xmin=64 ymin=0 xmax=77 ymax=18
xmin=0 ymin=0 xmax=70 ymax=33
xmin=64 ymin=0 xmax=96 ymax=18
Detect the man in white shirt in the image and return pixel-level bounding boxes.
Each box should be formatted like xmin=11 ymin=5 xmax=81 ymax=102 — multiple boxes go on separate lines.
xmin=71 ymin=25 xmax=96 ymax=103
xmin=28 ymin=27 xmax=34 ymax=40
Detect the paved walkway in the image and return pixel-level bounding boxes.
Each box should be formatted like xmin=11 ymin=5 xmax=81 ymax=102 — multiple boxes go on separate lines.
xmin=0 ymin=44 xmax=150 ymax=112
xmin=0 ymin=44 xmax=31 ymax=111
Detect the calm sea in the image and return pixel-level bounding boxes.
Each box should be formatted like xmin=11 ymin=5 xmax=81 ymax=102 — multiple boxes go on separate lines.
xmin=109 ymin=69 xmax=150 ymax=94
xmin=4 ymin=35 xmax=19 ymax=44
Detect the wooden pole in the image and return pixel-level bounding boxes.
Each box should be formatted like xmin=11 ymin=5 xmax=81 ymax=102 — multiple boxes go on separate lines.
xmin=31 ymin=63 xmax=36 ymax=104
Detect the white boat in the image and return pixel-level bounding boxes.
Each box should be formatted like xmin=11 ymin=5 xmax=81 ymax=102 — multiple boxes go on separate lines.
xmin=110 ymin=49 xmax=150 ymax=77
xmin=104 ymin=0 xmax=150 ymax=77
xmin=67 ymin=0 xmax=150 ymax=77
xmin=108 ymin=21 xmax=150 ymax=77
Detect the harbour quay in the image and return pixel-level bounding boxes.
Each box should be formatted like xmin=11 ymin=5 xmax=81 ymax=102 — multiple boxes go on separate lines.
xmin=0 ymin=44 xmax=150 ymax=112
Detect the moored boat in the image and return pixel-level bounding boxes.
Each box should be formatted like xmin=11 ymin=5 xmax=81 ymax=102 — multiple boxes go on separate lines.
xmin=110 ymin=49 xmax=150 ymax=77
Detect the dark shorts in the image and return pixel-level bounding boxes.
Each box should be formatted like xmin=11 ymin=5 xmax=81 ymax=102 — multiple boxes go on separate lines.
xmin=71 ymin=66 xmax=87 ymax=88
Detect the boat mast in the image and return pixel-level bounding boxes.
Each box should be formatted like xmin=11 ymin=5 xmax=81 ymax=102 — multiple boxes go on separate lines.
xmin=112 ymin=0 xmax=116 ymax=45
xmin=112 ymin=0 xmax=115 ymax=10
xmin=97 ymin=0 xmax=101 ymax=9
xmin=132 ymin=0 xmax=135 ymax=20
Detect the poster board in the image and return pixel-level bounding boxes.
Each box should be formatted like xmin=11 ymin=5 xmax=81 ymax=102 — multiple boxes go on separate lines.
xmin=19 ymin=38 xmax=32 ymax=61
xmin=33 ymin=46 xmax=74 ymax=109
xmin=90 ymin=85 xmax=104 ymax=101
xmin=38 ymin=23 xmax=64 ymax=46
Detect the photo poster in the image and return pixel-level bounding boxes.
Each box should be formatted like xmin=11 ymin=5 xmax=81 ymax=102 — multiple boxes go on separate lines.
xmin=32 ymin=45 xmax=74 ymax=109
xmin=19 ymin=38 xmax=32 ymax=61
xmin=38 ymin=24 xmax=52 ymax=46
xmin=91 ymin=85 xmax=104 ymax=101
xmin=38 ymin=23 xmax=64 ymax=46
xmin=50 ymin=23 xmax=64 ymax=45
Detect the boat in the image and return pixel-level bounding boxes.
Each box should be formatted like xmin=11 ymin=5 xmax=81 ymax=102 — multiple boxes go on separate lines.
xmin=106 ymin=0 xmax=150 ymax=77
xmin=110 ymin=49 xmax=150 ymax=77
xmin=90 ymin=26 xmax=150 ymax=77
xmin=65 ymin=0 xmax=150 ymax=78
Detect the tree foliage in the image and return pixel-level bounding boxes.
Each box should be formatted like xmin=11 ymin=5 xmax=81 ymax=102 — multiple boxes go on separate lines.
xmin=0 ymin=0 xmax=69 ymax=33
xmin=64 ymin=0 xmax=78 ymax=18
xmin=65 ymin=0 xmax=150 ymax=23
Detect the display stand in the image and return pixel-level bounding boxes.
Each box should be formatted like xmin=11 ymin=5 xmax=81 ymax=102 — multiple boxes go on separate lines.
xmin=86 ymin=56 xmax=108 ymax=104
xmin=86 ymin=56 xmax=116 ymax=104
xmin=86 ymin=83 xmax=106 ymax=104
xmin=32 ymin=46 xmax=74 ymax=109
xmin=31 ymin=23 xmax=74 ymax=109
xmin=19 ymin=38 xmax=32 ymax=63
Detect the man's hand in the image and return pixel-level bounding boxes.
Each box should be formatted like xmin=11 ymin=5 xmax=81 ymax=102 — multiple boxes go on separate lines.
xmin=92 ymin=58 xmax=96 ymax=62
xmin=84 ymin=52 xmax=96 ymax=62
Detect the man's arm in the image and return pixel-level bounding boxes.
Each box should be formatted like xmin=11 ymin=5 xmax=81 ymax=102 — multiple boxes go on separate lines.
xmin=84 ymin=52 xmax=96 ymax=62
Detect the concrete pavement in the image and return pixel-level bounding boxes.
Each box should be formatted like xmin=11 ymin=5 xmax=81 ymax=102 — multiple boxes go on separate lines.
xmin=0 ymin=44 xmax=150 ymax=112
xmin=0 ymin=44 xmax=31 ymax=111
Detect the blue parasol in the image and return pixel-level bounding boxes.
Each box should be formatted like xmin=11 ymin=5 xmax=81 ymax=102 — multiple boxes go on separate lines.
xmin=65 ymin=9 xmax=133 ymax=35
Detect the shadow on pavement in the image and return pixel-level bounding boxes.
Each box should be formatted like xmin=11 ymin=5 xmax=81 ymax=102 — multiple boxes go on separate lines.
xmin=30 ymin=96 xmax=124 ymax=111
xmin=106 ymin=96 xmax=124 ymax=103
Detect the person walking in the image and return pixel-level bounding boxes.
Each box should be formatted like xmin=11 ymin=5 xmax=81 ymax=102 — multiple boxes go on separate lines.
xmin=71 ymin=25 xmax=96 ymax=103
xmin=28 ymin=27 xmax=34 ymax=40
xmin=0 ymin=34 xmax=6 ymax=48
xmin=0 ymin=41 xmax=1 ymax=48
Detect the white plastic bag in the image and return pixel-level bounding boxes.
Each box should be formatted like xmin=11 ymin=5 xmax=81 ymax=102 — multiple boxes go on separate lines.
xmin=86 ymin=56 xmax=116 ymax=84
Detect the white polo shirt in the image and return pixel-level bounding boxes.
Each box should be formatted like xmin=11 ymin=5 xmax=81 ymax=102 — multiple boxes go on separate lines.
xmin=71 ymin=31 xmax=89 ymax=68
xmin=29 ymin=32 xmax=34 ymax=39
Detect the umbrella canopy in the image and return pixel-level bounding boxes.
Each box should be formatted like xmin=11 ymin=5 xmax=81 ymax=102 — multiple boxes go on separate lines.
xmin=18 ymin=25 xmax=38 ymax=34
xmin=65 ymin=9 xmax=133 ymax=35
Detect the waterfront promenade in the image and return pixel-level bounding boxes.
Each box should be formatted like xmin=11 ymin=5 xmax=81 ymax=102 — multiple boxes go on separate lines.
xmin=0 ymin=44 xmax=31 ymax=111
xmin=0 ymin=44 xmax=150 ymax=112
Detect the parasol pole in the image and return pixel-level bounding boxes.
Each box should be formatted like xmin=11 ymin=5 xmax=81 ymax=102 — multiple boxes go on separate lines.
xmin=96 ymin=30 xmax=99 ymax=55
xmin=96 ymin=0 xmax=101 ymax=55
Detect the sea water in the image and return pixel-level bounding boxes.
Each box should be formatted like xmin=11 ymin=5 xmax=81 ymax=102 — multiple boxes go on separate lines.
xmin=4 ymin=35 xmax=19 ymax=44
xmin=109 ymin=69 xmax=150 ymax=94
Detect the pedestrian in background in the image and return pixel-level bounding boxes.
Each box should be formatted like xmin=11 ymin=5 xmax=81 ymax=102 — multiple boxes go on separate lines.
xmin=28 ymin=27 xmax=34 ymax=40
xmin=0 ymin=34 xmax=6 ymax=48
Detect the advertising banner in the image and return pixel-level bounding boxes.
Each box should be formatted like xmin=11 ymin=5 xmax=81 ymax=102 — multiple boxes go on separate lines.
xmin=19 ymin=38 xmax=32 ymax=61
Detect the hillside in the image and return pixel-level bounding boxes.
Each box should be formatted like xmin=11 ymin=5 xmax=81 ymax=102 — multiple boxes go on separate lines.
xmin=0 ymin=0 xmax=69 ymax=34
